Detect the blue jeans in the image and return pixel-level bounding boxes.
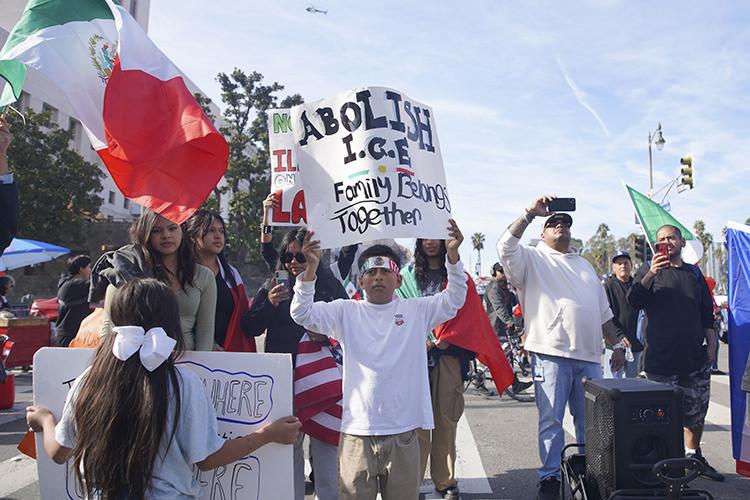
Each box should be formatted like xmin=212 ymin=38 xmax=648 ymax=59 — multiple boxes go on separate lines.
xmin=602 ymin=349 xmax=642 ymax=378
xmin=532 ymin=352 xmax=601 ymax=482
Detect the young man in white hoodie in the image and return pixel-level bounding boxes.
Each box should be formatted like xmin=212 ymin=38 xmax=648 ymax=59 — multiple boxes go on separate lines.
xmin=497 ymin=195 xmax=628 ymax=500
xmin=290 ymin=220 xmax=467 ymax=500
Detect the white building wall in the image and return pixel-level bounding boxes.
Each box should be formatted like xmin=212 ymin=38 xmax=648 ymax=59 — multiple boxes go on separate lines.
xmin=0 ymin=0 xmax=225 ymax=221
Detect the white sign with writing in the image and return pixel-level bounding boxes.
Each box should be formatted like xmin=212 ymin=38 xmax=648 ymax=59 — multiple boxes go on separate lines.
xmin=291 ymin=86 xmax=451 ymax=248
xmin=33 ymin=348 xmax=293 ymax=500
xmin=268 ymin=108 xmax=307 ymax=226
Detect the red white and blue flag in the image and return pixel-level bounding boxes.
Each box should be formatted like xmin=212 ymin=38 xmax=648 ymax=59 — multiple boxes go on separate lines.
xmin=293 ymin=334 xmax=342 ymax=446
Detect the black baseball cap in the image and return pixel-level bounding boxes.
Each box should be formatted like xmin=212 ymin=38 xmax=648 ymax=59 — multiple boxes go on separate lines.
xmin=544 ymin=213 xmax=573 ymax=228
xmin=611 ymin=250 xmax=631 ymax=263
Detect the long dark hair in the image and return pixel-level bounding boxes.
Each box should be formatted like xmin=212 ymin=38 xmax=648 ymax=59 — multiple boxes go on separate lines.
xmin=414 ymin=239 xmax=447 ymax=292
xmin=183 ymin=209 xmax=237 ymax=289
xmin=71 ymin=278 xmax=184 ymax=499
xmin=129 ymin=209 xmax=195 ymax=289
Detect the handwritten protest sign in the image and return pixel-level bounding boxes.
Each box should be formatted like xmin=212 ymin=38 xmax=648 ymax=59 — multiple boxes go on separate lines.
xmin=268 ymin=108 xmax=307 ymax=226
xmin=290 ymin=87 xmax=451 ymax=248
xmin=33 ymin=348 xmax=293 ymax=500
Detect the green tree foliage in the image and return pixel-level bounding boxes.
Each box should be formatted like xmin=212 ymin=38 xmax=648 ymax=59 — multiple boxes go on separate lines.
xmin=693 ymin=220 xmax=713 ymax=273
xmin=582 ymin=223 xmax=616 ymax=277
xmin=471 ymin=232 xmax=485 ymax=273
xmin=6 ymin=109 xmax=103 ymax=244
xmin=212 ymin=69 xmax=303 ymax=264
xmin=615 ymin=232 xmax=641 ymax=268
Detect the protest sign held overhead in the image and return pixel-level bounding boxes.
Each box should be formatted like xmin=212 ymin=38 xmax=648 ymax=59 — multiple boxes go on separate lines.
xmin=267 ymin=109 xmax=307 ymax=226
xmin=291 ymin=87 xmax=451 ymax=248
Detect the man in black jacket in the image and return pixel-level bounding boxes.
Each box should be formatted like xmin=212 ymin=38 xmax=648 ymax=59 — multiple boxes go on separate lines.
xmin=627 ymin=224 xmax=724 ymax=482
xmin=56 ymin=255 xmax=92 ymax=347
xmin=0 ymin=118 xmax=18 ymax=256
xmin=602 ymin=251 xmax=644 ymax=378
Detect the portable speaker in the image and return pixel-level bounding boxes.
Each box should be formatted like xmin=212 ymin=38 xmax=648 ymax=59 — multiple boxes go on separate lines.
xmin=583 ymin=378 xmax=684 ymax=500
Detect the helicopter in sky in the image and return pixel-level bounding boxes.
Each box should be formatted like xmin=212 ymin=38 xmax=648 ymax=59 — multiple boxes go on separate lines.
xmin=306 ymin=4 xmax=327 ymax=15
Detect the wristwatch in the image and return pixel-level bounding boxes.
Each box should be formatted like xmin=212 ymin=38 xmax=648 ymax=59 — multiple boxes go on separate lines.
xmin=261 ymin=224 xmax=272 ymax=234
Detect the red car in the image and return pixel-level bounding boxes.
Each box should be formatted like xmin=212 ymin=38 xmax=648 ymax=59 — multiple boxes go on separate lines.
xmin=29 ymin=297 xmax=59 ymax=322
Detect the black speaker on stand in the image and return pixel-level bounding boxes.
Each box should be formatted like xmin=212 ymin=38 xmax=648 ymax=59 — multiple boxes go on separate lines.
xmin=583 ymin=378 xmax=684 ymax=500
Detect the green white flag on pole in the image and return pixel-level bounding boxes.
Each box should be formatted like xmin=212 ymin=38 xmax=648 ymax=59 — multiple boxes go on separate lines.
xmin=624 ymin=184 xmax=704 ymax=264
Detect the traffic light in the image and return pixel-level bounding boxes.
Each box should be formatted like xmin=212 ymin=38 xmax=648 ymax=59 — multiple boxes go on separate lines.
xmin=634 ymin=235 xmax=653 ymax=264
xmin=680 ymin=155 xmax=694 ymax=190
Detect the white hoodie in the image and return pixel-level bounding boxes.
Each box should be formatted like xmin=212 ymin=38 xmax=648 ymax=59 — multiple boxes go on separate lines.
xmin=497 ymin=230 xmax=612 ymax=363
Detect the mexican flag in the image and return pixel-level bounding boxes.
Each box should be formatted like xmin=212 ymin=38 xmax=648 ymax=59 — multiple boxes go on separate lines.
xmin=0 ymin=0 xmax=228 ymax=223
xmin=624 ymin=184 xmax=704 ymax=263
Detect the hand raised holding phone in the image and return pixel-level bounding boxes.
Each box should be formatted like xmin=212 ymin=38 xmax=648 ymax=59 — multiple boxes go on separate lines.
xmin=268 ymin=271 xmax=291 ymax=306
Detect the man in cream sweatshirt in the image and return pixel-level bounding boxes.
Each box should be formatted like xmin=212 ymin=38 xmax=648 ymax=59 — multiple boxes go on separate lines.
xmin=497 ymin=195 xmax=628 ymax=500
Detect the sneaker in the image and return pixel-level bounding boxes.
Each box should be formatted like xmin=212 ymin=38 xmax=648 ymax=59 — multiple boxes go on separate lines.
xmin=710 ymin=369 xmax=727 ymax=375
xmin=536 ymin=476 xmax=560 ymax=500
xmin=686 ymin=450 xmax=726 ymax=482
xmin=512 ymin=378 xmax=534 ymax=393
xmin=473 ymin=384 xmax=495 ymax=396
xmin=438 ymin=486 xmax=459 ymax=499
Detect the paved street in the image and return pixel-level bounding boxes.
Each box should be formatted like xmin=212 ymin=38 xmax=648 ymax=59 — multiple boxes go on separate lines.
xmin=1 ymin=345 xmax=747 ymax=499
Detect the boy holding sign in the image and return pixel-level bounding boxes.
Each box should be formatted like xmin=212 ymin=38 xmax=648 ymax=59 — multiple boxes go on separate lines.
xmin=290 ymin=220 xmax=468 ymax=500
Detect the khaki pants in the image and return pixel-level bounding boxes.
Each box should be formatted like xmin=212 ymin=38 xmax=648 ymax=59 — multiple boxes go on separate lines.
xmin=418 ymin=354 xmax=464 ymax=491
xmin=338 ymin=430 xmax=420 ymax=500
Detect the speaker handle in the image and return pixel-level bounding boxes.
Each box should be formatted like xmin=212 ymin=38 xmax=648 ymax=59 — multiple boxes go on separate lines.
xmin=652 ymin=457 xmax=702 ymax=486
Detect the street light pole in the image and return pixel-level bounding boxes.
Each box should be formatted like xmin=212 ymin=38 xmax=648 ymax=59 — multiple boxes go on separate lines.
xmin=647 ymin=123 xmax=665 ymax=198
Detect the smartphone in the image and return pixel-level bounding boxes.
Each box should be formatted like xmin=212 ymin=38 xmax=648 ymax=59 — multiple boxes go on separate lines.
xmin=655 ymin=242 xmax=669 ymax=257
xmin=275 ymin=270 xmax=289 ymax=289
xmin=547 ymin=198 xmax=576 ymax=212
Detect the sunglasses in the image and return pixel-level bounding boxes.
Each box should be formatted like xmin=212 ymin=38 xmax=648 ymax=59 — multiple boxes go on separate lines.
xmin=545 ymin=221 xmax=572 ymax=229
xmin=281 ymin=252 xmax=306 ymax=264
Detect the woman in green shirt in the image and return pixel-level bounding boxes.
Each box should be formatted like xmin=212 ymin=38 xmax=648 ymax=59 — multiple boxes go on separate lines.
xmin=99 ymin=210 xmax=216 ymax=351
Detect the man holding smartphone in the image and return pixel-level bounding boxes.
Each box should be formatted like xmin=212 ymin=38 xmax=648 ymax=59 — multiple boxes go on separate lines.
xmin=497 ymin=195 xmax=627 ymax=500
xmin=627 ymin=224 xmax=724 ymax=481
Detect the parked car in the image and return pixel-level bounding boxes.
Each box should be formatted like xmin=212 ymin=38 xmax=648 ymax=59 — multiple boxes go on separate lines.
xmin=29 ymin=297 xmax=59 ymax=322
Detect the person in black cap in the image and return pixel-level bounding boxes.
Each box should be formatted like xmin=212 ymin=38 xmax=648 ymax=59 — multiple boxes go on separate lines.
xmin=497 ymin=195 xmax=627 ymax=500
xmin=602 ymin=250 xmax=644 ymax=378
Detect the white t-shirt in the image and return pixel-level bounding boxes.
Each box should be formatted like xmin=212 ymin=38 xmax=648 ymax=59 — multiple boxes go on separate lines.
xmin=497 ymin=231 xmax=613 ymax=364
xmin=56 ymin=366 xmax=224 ymax=499
xmin=290 ymin=261 xmax=468 ymax=435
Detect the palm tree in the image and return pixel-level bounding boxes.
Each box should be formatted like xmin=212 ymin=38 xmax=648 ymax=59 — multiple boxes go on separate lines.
xmin=471 ymin=232 xmax=485 ymax=275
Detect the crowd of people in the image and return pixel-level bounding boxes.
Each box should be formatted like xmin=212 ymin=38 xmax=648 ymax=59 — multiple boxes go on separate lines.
xmin=0 ymin=116 xmax=727 ymax=499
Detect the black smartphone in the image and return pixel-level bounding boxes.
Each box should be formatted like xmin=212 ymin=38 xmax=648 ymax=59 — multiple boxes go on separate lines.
xmin=547 ymin=198 xmax=576 ymax=212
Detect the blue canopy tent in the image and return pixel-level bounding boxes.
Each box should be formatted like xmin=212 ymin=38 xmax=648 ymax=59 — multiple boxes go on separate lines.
xmin=0 ymin=238 xmax=70 ymax=271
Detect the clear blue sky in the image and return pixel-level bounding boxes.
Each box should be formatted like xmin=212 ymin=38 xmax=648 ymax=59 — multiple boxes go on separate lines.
xmin=150 ymin=0 xmax=750 ymax=274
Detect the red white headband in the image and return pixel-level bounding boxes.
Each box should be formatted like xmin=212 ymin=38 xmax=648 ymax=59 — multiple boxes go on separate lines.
xmin=360 ymin=256 xmax=400 ymax=275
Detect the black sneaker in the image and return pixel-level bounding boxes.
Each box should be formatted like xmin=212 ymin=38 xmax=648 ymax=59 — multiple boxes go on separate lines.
xmin=536 ymin=476 xmax=560 ymax=500
xmin=512 ymin=378 xmax=534 ymax=393
xmin=473 ymin=384 xmax=495 ymax=396
xmin=686 ymin=451 xmax=725 ymax=482
xmin=438 ymin=486 xmax=459 ymax=499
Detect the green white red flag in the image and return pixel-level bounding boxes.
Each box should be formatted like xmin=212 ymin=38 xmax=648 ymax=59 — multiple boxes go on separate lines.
xmin=0 ymin=0 xmax=228 ymax=223
xmin=624 ymin=183 xmax=703 ymax=263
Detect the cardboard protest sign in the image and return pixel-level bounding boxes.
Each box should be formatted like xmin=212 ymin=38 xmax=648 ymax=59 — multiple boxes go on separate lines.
xmin=268 ymin=108 xmax=307 ymax=226
xmin=290 ymin=87 xmax=451 ymax=248
xmin=33 ymin=348 xmax=293 ymax=500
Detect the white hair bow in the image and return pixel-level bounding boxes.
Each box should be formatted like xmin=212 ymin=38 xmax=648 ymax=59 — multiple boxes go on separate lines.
xmin=111 ymin=326 xmax=176 ymax=372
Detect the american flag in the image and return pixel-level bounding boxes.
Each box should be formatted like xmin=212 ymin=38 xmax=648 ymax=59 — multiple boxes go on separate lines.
xmin=294 ymin=333 xmax=343 ymax=446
